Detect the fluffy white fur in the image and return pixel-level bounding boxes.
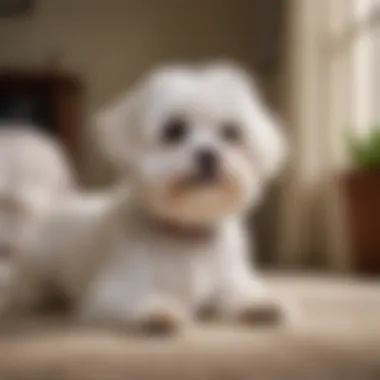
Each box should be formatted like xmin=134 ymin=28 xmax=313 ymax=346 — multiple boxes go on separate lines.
xmin=0 ymin=125 xmax=75 ymax=313
xmin=13 ymin=63 xmax=288 ymax=333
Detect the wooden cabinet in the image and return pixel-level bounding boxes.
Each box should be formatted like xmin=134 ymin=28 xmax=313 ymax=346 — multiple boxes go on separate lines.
xmin=0 ymin=70 xmax=82 ymax=163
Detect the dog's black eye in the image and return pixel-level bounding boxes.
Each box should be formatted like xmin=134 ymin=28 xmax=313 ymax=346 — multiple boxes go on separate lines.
xmin=162 ymin=117 xmax=188 ymax=144
xmin=221 ymin=122 xmax=241 ymax=143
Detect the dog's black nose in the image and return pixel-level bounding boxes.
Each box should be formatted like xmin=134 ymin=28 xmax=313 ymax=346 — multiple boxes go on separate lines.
xmin=195 ymin=149 xmax=219 ymax=181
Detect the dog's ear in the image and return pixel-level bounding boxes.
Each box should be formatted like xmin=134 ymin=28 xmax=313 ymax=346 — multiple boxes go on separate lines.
xmin=207 ymin=62 xmax=288 ymax=180
xmin=246 ymin=95 xmax=288 ymax=180
xmin=94 ymin=90 xmax=140 ymax=176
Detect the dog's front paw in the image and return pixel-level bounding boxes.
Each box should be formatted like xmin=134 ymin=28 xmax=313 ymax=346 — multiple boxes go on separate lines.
xmin=235 ymin=298 xmax=285 ymax=326
xmin=134 ymin=298 xmax=188 ymax=336
xmin=220 ymin=292 xmax=291 ymax=327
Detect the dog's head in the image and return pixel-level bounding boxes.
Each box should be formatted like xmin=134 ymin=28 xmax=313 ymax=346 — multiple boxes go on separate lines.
xmin=97 ymin=63 xmax=287 ymax=226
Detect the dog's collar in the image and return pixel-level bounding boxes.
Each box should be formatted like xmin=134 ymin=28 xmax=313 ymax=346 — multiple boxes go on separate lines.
xmin=150 ymin=218 xmax=217 ymax=242
xmin=127 ymin=204 xmax=218 ymax=242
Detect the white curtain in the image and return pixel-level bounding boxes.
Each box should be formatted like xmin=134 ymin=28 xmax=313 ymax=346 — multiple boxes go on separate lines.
xmin=277 ymin=0 xmax=379 ymax=270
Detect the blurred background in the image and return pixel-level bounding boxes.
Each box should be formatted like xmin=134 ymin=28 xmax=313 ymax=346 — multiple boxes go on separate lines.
xmin=0 ymin=0 xmax=379 ymax=275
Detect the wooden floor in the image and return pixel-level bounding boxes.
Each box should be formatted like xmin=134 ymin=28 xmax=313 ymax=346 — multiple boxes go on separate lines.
xmin=0 ymin=275 xmax=380 ymax=380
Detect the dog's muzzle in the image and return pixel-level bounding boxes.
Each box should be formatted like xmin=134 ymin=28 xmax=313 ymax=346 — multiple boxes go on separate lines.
xmin=194 ymin=148 xmax=220 ymax=183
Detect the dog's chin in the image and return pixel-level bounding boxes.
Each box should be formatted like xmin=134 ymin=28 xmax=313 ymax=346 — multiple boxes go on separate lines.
xmin=150 ymin=176 xmax=246 ymax=226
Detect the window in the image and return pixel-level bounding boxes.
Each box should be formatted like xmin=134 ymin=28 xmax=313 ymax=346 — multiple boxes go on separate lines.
xmin=278 ymin=0 xmax=380 ymax=269
xmin=327 ymin=0 xmax=380 ymax=148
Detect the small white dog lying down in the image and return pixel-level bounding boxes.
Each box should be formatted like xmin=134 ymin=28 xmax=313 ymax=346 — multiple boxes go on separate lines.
xmin=0 ymin=125 xmax=74 ymax=313
xmin=16 ymin=63 xmax=288 ymax=333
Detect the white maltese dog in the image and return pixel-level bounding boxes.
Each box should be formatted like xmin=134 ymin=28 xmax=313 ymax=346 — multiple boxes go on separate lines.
xmin=0 ymin=125 xmax=74 ymax=314
xmin=13 ymin=63 xmax=288 ymax=334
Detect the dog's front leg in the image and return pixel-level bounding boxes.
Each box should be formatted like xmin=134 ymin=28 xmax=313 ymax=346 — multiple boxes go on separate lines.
xmin=217 ymin=268 xmax=285 ymax=325
xmin=214 ymin=230 xmax=286 ymax=326
xmin=77 ymin=268 xmax=189 ymax=335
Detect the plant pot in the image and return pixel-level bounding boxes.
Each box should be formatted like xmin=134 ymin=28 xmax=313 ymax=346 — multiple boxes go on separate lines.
xmin=343 ymin=170 xmax=380 ymax=275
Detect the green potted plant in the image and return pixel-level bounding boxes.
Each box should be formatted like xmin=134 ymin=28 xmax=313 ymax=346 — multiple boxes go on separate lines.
xmin=344 ymin=128 xmax=380 ymax=274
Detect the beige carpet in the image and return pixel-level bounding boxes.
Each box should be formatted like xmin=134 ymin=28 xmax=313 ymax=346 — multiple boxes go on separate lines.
xmin=0 ymin=274 xmax=380 ymax=380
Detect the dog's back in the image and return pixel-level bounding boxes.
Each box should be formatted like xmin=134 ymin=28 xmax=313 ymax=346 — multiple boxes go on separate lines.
xmin=0 ymin=124 xmax=76 ymax=313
